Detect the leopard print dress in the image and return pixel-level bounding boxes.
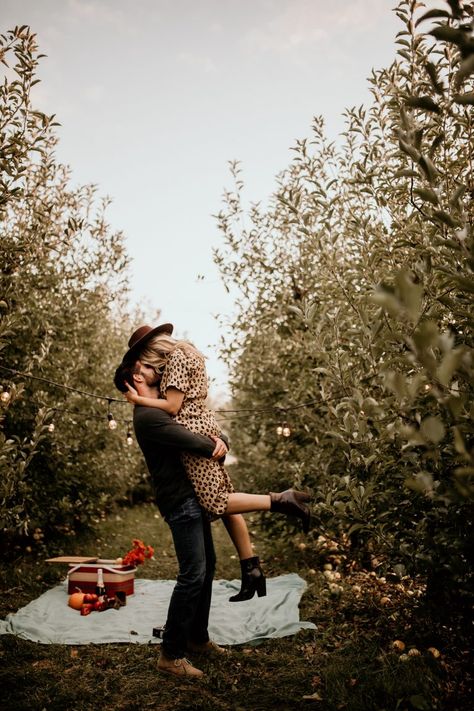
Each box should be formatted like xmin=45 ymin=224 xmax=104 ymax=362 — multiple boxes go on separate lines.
xmin=159 ymin=347 xmax=234 ymax=517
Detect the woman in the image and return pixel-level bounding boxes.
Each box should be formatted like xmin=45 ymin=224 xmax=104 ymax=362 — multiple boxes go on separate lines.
xmin=121 ymin=323 xmax=311 ymax=602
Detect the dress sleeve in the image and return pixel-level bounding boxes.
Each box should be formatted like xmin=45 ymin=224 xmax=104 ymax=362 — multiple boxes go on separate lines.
xmin=163 ymin=348 xmax=189 ymax=394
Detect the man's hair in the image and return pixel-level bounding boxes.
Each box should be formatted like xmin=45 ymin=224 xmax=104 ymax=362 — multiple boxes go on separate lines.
xmin=113 ymin=360 xmax=140 ymax=393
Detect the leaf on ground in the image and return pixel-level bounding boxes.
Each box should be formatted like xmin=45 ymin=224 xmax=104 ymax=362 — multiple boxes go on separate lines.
xmin=32 ymin=659 xmax=55 ymax=670
xmin=302 ymin=692 xmax=323 ymax=701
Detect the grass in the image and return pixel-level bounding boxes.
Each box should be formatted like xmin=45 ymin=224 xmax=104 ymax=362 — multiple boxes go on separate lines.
xmin=1 ymin=503 xmax=472 ymax=711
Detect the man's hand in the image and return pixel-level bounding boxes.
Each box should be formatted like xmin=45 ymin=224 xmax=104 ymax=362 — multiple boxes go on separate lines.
xmin=210 ymin=436 xmax=228 ymax=460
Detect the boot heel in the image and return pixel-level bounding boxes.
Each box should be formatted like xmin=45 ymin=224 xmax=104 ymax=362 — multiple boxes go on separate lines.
xmin=229 ymin=556 xmax=267 ymax=602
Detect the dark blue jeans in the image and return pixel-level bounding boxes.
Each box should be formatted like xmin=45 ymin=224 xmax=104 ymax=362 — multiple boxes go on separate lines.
xmin=162 ymin=497 xmax=216 ymax=659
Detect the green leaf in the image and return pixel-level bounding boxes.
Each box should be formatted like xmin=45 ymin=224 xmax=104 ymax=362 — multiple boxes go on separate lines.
xmin=453 ymin=427 xmax=470 ymax=460
xmin=429 ymin=132 xmax=445 ymax=158
xmin=399 ymin=138 xmax=420 ymax=162
xmin=450 ymin=274 xmax=474 ymax=293
xmin=418 ymin=155 xmax=438 ymax=184
xmin=432 ymin=210 xmax=459 ymax=228
xmin=405 ymin=95 xmax=441 ymax=114
xmin=420 ymin=416 xmax=445 ymax=444
xmin=394 ymin=168 xmax=418 ymax=178
xmin=453 ymin=91 xmax=474 ymax=106
xmin=412 ymin=320 xmax=439 ymax=350
xmin=363 ymin=454 xmax=377 ymax=468
xmin=425 ymin=61 xmax=444 ymax=94
xmin=453 ymin=468 xmax=474 ymax=498
xmin=416 ymin=9 xmax=451 ymax=26
xmin=430 ymin=26 xmax=466 ymax=46
xmin=409 ymin=693 xmax=432 ymax=710
xmin=287 ymin=305 xmax=304 ymax=317
xmin=371 ymin=287 xmax=401 ymax=316
xmin=437 ymin=348 xmax=464 ymax=386
xmin=405 ymin=472 xmax=434 ymax=495
xmin=454 ymin=55 xmax=474 ymax=89
xmin=326 ymin=431 xmax=346 ymax=442
xmin=384 ymin=371 xmax=407 ymax=400
xmin=413 ymin=187 xmax=439 ymax=205
xmin=396 ymin=270 xmax=423 ymax=320
xmin=449 ymin=184 xmax=466 ymax=206
xmin=347 ymin=522 xmax=365 ymax=536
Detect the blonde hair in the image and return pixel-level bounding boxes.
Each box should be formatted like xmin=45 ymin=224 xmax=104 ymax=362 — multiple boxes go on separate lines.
xmin=140 ymin=333 xmax=205 ymax=374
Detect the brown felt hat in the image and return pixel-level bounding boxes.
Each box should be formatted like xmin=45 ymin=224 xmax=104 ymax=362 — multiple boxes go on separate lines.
xmin=122 ymin=323 xmax=174 ymax=364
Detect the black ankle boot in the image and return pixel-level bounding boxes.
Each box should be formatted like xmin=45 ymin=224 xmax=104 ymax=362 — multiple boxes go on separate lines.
xmin=270 ymin=489 xmax=311 ymax=533
xmin=229 ymin=556 xmax=267 ymax=602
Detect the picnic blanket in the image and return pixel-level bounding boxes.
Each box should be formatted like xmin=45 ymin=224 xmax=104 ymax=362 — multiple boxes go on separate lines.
xmin=0 ymin=573 xmax=315 ymax=645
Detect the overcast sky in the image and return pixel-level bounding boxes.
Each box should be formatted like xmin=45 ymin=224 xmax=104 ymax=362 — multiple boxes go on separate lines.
xmin=2 ymin=0 xmax=432 ymax=397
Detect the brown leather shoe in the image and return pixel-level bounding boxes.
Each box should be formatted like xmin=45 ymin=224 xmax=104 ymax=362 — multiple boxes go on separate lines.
xmin=157 ymin=652 xmax=204 ymax=678
xmin=187 ymin=639 xmax=228 ymax=656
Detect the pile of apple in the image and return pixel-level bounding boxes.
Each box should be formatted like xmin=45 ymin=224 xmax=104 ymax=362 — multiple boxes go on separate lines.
xmin=68 ymin=591 xmax=108 ymax=616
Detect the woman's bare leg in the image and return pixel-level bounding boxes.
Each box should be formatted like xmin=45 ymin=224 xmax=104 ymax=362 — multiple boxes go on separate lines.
xmin=224 ymin=493 xmax=271 ymax=515
xmin=226 ymin=490 xmax=311 ymax=534
xmin=222 ymin=514 xmax=253 ymax=559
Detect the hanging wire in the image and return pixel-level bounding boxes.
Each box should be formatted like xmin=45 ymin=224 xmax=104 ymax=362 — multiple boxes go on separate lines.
xmin=0 ymin=364 xmax=126 ymax=404
xmin=30 ymin=401 xmax=133 ymax=425
xmin=0 ymin=363 xmax=327 ymax=415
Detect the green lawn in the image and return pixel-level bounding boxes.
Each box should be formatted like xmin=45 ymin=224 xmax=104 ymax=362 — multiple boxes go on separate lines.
xmin=0 ymin=504 xmax=471 ymax=710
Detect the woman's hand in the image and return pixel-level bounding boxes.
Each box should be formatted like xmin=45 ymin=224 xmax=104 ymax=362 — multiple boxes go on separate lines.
xmin=125 ymin=382 xmax=140 ymax=404
xmin=210 ymin=435 xmax=228 ymax=460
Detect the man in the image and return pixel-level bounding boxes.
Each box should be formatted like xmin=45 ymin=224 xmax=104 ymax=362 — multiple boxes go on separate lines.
xmin=114 ymin=324 xmax=229 ymax=679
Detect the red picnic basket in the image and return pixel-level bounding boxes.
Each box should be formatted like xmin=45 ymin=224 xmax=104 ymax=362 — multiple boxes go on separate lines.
xmin=67 ymin=559 xmax=137 ymax=596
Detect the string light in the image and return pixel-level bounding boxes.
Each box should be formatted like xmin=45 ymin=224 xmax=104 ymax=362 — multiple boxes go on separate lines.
xmin=0 ymin=364 xmax=324 ymax=414
xmin=30 ymin=399 xmax=132 ymax=426
xmin=0 ymin=363 xmax=369 ymax=441
xmin=0 ymin=363 xmax=324 ymax=438
xmin=107 ymin=400 xmax=117 ymax=430
xmin=276 ymin=421 xmax=291 ymax=438
xmin=107 ymin=413 xmax=117 ymax=430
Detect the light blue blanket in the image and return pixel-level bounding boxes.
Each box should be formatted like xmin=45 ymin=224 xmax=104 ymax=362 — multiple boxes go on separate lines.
xmin=0 ymin=573 xmax=315 ymax=645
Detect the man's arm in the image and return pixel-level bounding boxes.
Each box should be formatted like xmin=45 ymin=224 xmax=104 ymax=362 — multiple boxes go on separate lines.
xmin=136 ymin=407 xmax=225 ymax=459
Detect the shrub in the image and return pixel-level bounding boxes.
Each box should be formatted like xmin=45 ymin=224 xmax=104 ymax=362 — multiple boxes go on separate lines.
xmin=214 ymin=1 xmax=474 ymax=611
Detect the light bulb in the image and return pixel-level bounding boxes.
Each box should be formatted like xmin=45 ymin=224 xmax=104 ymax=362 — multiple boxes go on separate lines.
xmin=107 ymin=413 xmax=117 ymax=430
xmin=282 ymin=425 xmax=291 ymax=437
xmin=127 ymin=434 xmax=133 ymax=446
xmin=276 ymin=425 xmax=283 ymax=436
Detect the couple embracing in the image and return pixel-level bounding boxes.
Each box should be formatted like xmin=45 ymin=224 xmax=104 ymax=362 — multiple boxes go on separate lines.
xmin=114 ymin=322 xmax=311 ymax=678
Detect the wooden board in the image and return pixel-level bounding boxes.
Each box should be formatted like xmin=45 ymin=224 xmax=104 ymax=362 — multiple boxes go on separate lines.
xmin=45 ymin=556 xmax=98 ymax=564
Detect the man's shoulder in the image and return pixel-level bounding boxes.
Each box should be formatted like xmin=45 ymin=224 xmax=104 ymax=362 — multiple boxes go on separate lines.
xmin=134 ymin=406 xmax=173 ymax=424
